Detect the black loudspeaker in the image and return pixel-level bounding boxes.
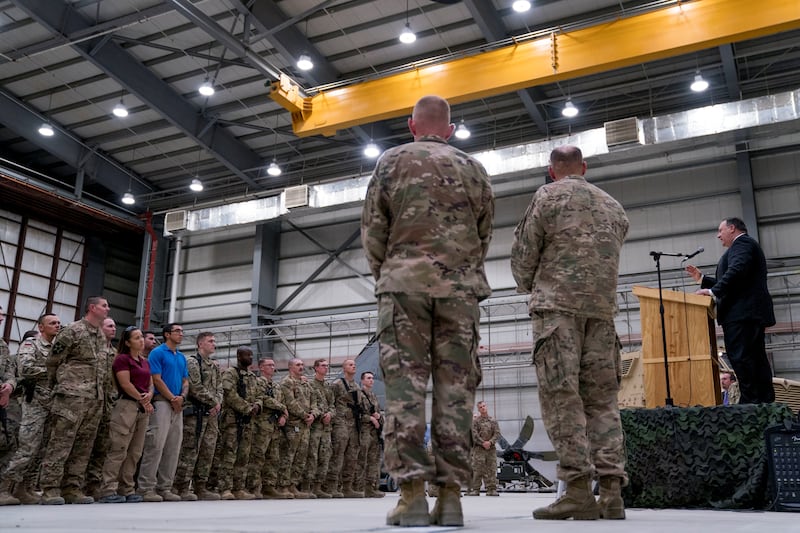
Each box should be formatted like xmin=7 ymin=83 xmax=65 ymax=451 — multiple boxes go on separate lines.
xmin=765 ymin=420 xmax=800 ymax=511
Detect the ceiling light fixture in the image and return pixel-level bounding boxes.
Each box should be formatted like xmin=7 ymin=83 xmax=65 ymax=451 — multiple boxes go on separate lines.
xmin=454 ymin=120 xmax=471 ymax=139
xmin=512 ymin=0 xmax=532 ymax=13
xmin=121 ymin=191 xmax=135 ymax=205
xmin=690 ymin=71 xmax=709 ymax=92
xmin=399 ymin=23 xmax=416 ymax=44
xmin=112 ymin=98 xmax=128 ymax=118
xmin=190 ymin=178 xmax=204 ymax=192
xmin=38 ymin=122 xmax=55 ymax=136
xmin=198 ymin=78 xmax=215 ymax=97
xmin=364 ymin=142 xmax=381 ymax=158
xmin=297 ymin=53 xmax=313 ymax=71
xmin=562 ymin=100 xmax=579 ymax=118
xmin=267 ymin=159 xmax=282 ymax=177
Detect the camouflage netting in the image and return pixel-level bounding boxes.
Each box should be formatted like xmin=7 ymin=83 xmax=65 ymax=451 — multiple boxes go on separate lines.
xmin=621 ymin=403 xmax=795 ymax=509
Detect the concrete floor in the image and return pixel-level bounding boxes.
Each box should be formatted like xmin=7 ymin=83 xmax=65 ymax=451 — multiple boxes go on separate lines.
xmin=1 ymin=493 xmax=794 ymax=532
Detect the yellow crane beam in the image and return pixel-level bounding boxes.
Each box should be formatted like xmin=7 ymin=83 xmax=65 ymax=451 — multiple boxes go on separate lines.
xmin=270 ymin=0 xmax=800 ymax=137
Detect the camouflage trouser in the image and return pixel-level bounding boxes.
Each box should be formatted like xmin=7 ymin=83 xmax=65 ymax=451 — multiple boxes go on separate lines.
xmin=85 ymin=398 xmax=114 ymax=494
xmin=0 ymin=397 xmax=21 ymax=473
xmin=99 ymin=398 xmax=149 ymax=497
xmin=355 ymin=425 xmax=381 ymax=492
xmin=326 ymin=419 xmax=359 ymax=491
xmin=1 ymin=394 xmax=49 ymax=486
xmin=174 ymin=411 xmax=219 ymax=491
xmin=378 ymin=293 xmax=482 ymax=486
xmin=260 ymin=427 xmax=283 ymax=488
xmin=279 ymin=423 xmax=309 ymax=487
xmin=304 ymin=422 xmax=331 ymax=485
xmin=469 ymin=446 xmax=497 ymax=491
xmin=531 ymin=311 xmax=627 ymax=483
xmin=39 ymin=395 xmax=103 ymax=494
xmin=212 ymin=412 xmax=253 ymax=492
xmin=246 ymin=416 xmax=278 ymax=492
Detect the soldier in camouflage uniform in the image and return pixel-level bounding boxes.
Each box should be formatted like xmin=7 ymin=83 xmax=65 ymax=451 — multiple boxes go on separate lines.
xmin=279 ymin=358 xmax=319 ymax=499
xmin=361 ymin=95 xmax=493 ymax=527
xmin=304 ymin=358 xmax=334 ymax=498
xmin=511 ymin=145 xmax=629 ymax=521
xmin=40 ymin=296 xmax=111 ymax=505
xmin=0 ymin=313 xmax=60 ymax=505
xmin=247 ymin=358 xmax=287 ymax=498
xmin=356 ymin=371 xmax=385 ymax=498
xmin=0 ymin=305 xmax=20 ymax=476
xmin=85 ymin=317 xmax=118 ymax=498
xmin=467 ymin=401 xmax=500 ymax=496
xmin=325 ymin=358 xmax=362 ymax=498
xmin=174 ymin=332 xmax=223 ymax=501
xmin=211 ymin=346 xmax=261 ymax=500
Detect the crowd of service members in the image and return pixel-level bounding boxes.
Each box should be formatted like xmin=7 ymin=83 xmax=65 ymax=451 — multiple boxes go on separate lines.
xmin=0 ymin=299 xmax=385 ymax=505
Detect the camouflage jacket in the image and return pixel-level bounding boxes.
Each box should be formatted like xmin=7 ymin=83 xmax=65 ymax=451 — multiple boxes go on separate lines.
xmin=186 ymin=354 xmax=222 ymax=409
xmin=361 ymin=134 xmax=495 ymax=300
xmin=255 ymin=376 xmax=286 ymax=419
xmin=221 ymin=366 xmax=261 ymax=416
xmin=472 ymin=415 xmax=500 ymax=447
xmin=511 ymin=175 xmax=629 ymax=319
xmin=309 ymin=377 xmax=334 ymax=427
xmin=330 ymin=377 xmax=361 ymax=422
xmin=47 ymin=318 xmax=108 ymax=399
xmin=280 ymin=375 xmax=319 ymax=426
xmin=0 ymin=338 xmax=16 ymax=390
xmin=359 ymin=388 xmax=382 ymax=434
xmin=18 ymin=335 xmax=53 ymax=397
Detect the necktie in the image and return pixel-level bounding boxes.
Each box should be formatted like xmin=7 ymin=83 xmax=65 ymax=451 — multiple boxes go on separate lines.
xmin=723 ymin=390 xmax=729 ymax=405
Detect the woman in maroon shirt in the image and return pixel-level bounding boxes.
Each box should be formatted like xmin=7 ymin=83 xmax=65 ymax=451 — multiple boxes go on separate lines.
xmin=97 ymin=327 xmax=154 ymax=503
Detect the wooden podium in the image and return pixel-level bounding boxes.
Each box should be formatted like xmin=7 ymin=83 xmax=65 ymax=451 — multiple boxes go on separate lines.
xmin=632 ymin=286 xmax=721 ymax=408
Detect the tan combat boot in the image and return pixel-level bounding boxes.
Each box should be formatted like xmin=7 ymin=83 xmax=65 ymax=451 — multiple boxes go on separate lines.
xmin=430 ymin=483 xmax=464 ymax=526
xmin=289 ymin=485 xmax=312 ymax=499
xmin=342 ymin=482 xmax=364 ymax=498
xmin=312 ymin=483 xmax=332 ymax=498
xmin=232 ymin=489 xmax=256 ymax=500
xmin=220 ymin=489 xmax=236 ymax=500
xmin=386 ymin=478 xmax=429 ymax=527
xmin=325 ymin=482 xmax=344 ymax=498
xmin=0 ymin=479 xmax=21 ymax=506
xmin=364 ymin=486 xmax=385 ymax=498
xmin=195 ymin=482 xmax=221 ymax=501
xmin=598 ymin=476 xmax=626 ymax=519
xmin=12 ymin=483 xmax=41 ymax=505
xmin=532 ymin=475 xmax=600 ymax=520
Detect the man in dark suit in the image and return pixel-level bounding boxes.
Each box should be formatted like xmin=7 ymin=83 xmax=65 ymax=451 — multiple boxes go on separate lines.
xmin=685 ymin=217 xmax=775 ymax=404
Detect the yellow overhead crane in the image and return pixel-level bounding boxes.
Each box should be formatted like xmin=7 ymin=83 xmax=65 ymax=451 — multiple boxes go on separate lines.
xmin=271 ymin=0 xmax=800 ymax=138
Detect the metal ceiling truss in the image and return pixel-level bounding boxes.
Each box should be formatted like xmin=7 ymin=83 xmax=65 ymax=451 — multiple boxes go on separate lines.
xmin=13 ymin=0 xmax=263 ymax=189
xmin=272 ymin=0 xmax=800 ymax=137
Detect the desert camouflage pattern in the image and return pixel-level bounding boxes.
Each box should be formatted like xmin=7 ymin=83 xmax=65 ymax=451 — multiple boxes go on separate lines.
xmin=361 ymin=134 xmax=494 ymax=301
xmin=470 ymin=414 xmax=500 ymax=492
xmin=511 ymin=173 xmax=628 ymax=484
xmin=278 ymin=374 xmax=317 ymax=487
xmin=355 ymin=388 xmax=382 ymax=493
xmin=212 ymin=367 xmax=260 ymax=492
xmin=1 ymin=336 xmax=52 ymax=484
xmin=326 ymin=377 xmax=360 ymax=492
xmin=0 ymin=340 xmax=19 ymax=469
xmin=305 ymin=377 xmax=333 ymax=486
xmin=174 ymin=354 xmax=223 ymax=492
xmin=247 ymin=376 xmax=285 ymax=493
xmin=511 ymin=175 xmax=629 ymax=319
xmin=378 ymin=293 xmax=482 ymax=486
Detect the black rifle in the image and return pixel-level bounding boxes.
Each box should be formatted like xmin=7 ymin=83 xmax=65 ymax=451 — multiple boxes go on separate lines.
xmin=191 ymin=354 xmax=210 ymax=450
xmin=234 ymin=368 xmax=251 ymax=442
xmin=265 ymin=381 xmax=282 ymax=424
xmin=340 ymin=378 xmax=362 ymax=441
xmin=20 ymin=378 xmax=35 ymax=404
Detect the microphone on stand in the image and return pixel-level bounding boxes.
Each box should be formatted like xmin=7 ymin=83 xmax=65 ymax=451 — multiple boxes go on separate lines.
xmin=682 ymin=247 xmax=704 ymax=261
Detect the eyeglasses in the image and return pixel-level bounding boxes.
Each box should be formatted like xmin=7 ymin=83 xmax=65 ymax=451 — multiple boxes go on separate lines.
xmin=168 ymin=329 xmax=184 ymax=334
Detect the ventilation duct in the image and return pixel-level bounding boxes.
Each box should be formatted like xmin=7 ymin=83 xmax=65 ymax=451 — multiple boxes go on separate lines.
xmin=605 ymin=117 xmax=642 ymax=148
xmin=163 ymin=209 xmax=188 ymax=235
xmin=283 ymin=185 xmax=309 ymax=209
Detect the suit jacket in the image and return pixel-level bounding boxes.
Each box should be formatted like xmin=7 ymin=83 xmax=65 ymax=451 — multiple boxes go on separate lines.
xmin=701 ymin=234 xmax=775 ymax=327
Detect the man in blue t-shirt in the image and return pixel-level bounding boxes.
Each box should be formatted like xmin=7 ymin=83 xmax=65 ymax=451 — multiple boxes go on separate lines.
xmin=136 ymin=323 xmax=189 ymax=502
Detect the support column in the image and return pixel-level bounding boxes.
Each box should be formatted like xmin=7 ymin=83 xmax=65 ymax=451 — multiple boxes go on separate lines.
xmin=251 ymin=222 xmax=280 ymax=359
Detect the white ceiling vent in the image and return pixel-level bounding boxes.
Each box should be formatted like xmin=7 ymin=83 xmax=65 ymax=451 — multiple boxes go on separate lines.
xmin=605 ymin=117 xmax=642 ymax=148
xmin=284 ymin=185 xmax=309 ymax=209
xmin=164 ymin=209 xmax=188 ymax=235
